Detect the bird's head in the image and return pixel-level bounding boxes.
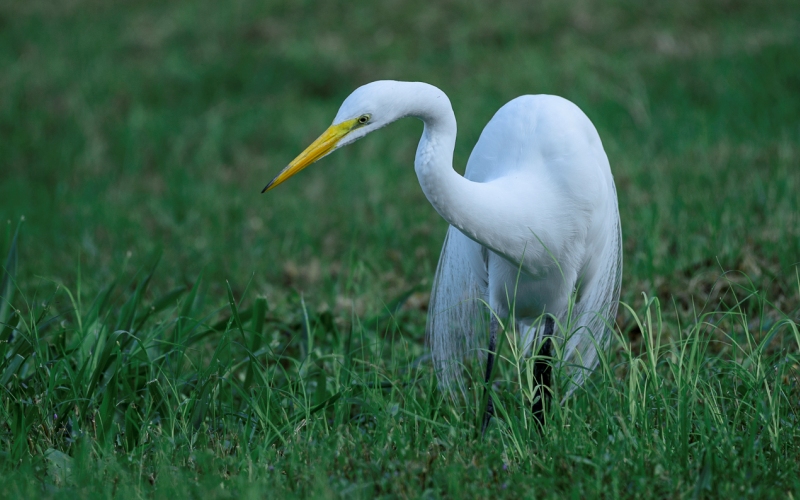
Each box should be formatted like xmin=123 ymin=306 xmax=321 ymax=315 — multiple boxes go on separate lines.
xmin=262 ymin=81 xmax=406 ymax=193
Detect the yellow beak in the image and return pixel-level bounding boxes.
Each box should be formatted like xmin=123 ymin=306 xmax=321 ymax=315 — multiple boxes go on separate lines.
xmin=262 ymin=118 xmax=359 ymax=193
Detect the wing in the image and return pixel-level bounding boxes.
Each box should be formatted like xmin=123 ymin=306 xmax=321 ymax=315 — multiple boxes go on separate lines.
xmin=427 ymin=225 xmax=488 ymax=397
xmin=560 ymin=168 xmax=623 ymax=396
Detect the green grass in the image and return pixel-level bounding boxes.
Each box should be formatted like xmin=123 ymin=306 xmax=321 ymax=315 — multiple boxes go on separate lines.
xmin=1 ymin=0 xmax=799 ymax=497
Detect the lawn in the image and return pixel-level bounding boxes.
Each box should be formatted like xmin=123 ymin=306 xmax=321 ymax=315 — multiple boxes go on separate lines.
xmin=1 ymin=0 xmax=799 ymax=497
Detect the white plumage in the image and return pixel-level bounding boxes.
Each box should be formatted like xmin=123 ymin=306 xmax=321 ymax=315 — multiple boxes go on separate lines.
xmin=265 ymin=80 xmax=622 ymax=402
xmin=426 ymin=93 xmax=622 ymax=397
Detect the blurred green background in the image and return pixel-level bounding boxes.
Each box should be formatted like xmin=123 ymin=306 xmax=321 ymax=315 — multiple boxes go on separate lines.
xmin=1 ymin=0 xmax=798 ymax=316
xmin=2 ymin=1 xmax=800 ymax=496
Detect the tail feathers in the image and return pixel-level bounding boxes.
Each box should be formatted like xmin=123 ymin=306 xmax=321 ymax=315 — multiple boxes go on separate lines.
xmin=427 ymin=226 xmax=488 ymax=398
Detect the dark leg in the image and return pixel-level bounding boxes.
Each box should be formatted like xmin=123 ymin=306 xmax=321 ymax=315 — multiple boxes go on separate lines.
xmin=531 ymin=316 xmax=554 ymax=427
xmin=480 ymin=316 xmax=499 ymax=435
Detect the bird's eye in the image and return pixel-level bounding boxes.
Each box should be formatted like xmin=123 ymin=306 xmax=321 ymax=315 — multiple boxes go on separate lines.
xmin=358 ymin=114 xmax=370 ymax=124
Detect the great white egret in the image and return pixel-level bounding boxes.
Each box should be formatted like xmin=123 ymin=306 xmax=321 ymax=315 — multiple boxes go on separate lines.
xmin=264 ymin=81 xmax=622 ymax=429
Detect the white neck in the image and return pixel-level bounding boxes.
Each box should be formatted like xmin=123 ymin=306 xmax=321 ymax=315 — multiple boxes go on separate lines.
xmin=398 ymin=83 xmax=491 ymax=246
xmin=377 ymin=81 xmax=560 ymax=281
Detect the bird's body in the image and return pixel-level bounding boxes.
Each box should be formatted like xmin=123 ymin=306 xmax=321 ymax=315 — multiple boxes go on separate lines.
xmin=423 ymin=92 xmax=622 ymax=394
xmin=265 ymin=81 xmax=621 ymax=405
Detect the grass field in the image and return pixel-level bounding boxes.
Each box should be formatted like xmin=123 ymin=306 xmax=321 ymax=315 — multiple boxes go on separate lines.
xmin=1 ymin=0 xmax=800 ymax=497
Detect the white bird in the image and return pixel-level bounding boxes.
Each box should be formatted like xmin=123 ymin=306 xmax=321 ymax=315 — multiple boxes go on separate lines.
xmin=264 ymin=81 xmax=622 ymax=428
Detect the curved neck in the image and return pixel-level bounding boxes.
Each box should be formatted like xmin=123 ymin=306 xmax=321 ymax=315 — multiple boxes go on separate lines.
xmin=401 ymin=83 xmax=485 ymax=244
xmin=397 ymin=82 xmax=552 ymax=278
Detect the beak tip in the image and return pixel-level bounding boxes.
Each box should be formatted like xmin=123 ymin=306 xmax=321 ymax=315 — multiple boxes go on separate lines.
xmin=263 ymin=121 xmax=348 ymax=195
xmin=262 ymin=176 xmax=279 ymax=193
